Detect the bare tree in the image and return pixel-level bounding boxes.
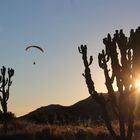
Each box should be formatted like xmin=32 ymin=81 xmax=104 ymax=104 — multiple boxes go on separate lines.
xmin=78 ymin=27 xmax=140 ymax=140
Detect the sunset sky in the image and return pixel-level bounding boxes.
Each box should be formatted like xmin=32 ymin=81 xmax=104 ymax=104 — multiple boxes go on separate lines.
xmin=0 ymin=0 xmax=140 ymax=116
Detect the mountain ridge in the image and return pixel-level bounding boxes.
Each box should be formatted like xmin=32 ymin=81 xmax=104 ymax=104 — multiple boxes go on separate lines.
xmin=19 ymin=93 xmax=140 ymax=124
xmin=19 ymin=96 xmax=102 ymax=123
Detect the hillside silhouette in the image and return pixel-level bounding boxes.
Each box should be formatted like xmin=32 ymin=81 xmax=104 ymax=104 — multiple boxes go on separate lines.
xmin=20 ymin=96 xmax=102 ymax=124
xmin=19 ymin=93 xmax=140 ymax=124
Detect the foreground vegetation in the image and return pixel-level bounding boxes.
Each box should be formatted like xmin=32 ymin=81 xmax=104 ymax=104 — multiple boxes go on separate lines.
xmin=79 ymin=27 xmax=140 ymax=140
xmin=0 ymin=120 xmax=140 ymax=140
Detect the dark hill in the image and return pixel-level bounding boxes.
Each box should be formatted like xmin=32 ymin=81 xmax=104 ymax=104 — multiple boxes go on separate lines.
xmin=19 ymin=93 xmax=140 ymax=124
xmin=19 ymin=96 xmax=102 ymax=124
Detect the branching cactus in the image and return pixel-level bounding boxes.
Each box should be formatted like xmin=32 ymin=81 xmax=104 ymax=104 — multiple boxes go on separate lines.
xmin=0 ymin=66 xmax=14 ymax=131
xmin=78 ymin=27 xmax=140 ymax=140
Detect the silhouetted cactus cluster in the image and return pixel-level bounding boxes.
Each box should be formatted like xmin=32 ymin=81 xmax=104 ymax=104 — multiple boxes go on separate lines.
xmin=79 ymin=27 xmax=140 ymax=140
xmin=0 ymin=66 xmax=14 ymax=131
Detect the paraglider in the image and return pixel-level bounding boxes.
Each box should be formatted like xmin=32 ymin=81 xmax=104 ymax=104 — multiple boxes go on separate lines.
xmin=25 ymin=45 xmax=44 ymax=52
xmin=25 ymin=45 xmax=44 ymax=65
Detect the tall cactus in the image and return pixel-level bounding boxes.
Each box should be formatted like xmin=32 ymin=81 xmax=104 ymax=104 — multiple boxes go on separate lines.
xmin=0 ymin=66 xmax=14 ymax=131
xmin=78 ymin=27 xmax=140 ymax=140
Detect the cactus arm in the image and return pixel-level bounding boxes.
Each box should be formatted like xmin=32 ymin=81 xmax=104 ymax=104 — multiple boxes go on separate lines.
xmin=79 ymin=45 xmax=118 ymax=139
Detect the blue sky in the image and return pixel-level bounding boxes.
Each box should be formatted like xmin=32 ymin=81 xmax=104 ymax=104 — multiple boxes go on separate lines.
xmin=0 ymin=0 xmax=140 ymax=116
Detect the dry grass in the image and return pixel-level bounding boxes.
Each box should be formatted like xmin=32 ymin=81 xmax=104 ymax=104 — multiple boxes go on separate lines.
xmin=0 ymin=120 xmax=140 ymax=140
xmin=0 ymin=120 xmax=112 ymax=140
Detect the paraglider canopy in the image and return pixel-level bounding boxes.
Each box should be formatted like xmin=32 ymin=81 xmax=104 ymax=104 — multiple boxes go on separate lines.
xmin=25 ymin=45 xmax=44 ymax=65
xmin=25 ymin=45 xmax=44 ymax=52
